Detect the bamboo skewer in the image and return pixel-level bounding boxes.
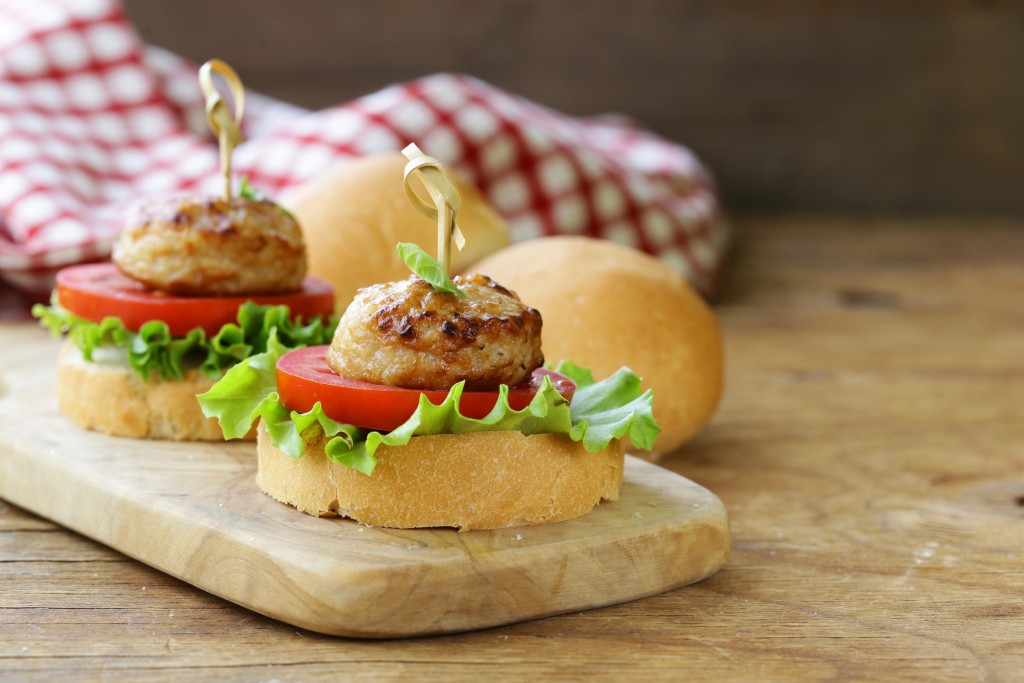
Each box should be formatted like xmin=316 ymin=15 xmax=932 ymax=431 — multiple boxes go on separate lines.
xmin=198 ymin=59 xmax=245 ymax=201
xmin=401 ymin=144 xmax=466 ymax=277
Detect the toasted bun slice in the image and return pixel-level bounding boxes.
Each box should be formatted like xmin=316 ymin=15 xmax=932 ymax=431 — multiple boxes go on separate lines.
xmin=57 ymin=340 xmax=246 ymax=441
xmin=470 ymin=237 xmax=724 ymax=458
xmin=282 ymin=153 xmax=510 ymax=311
xmin=256 ymin=421 xmax=625 ymax=531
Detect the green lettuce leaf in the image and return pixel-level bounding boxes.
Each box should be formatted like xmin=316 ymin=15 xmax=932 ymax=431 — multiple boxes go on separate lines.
xmin=195 ymin=331 xmax=290 ymax=439
xmin=557 ymin=360 xmax=661 ymax=452
xmin=32 ymin=295 xmax=337 ymax=382
xmin=396 ymin=242 xmax=466 ymax=298
xmin=198 ymin=344 xmax=660 ymax=476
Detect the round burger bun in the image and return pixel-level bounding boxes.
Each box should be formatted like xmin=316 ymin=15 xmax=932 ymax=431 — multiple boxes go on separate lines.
xmin=469 ymin=236 xmax=724 ymax=458
xmin=256 ymin=421 xmax=625 ymax=531
xmin=282 ymin=153 xmax=510 ymax=312
xmin=57 ymin=340 xmax=250 ymax=441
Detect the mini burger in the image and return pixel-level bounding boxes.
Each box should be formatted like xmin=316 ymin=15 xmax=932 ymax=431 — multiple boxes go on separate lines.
xmin=197 ymin=146 xmax=658 ymax=531
xmin=32 ymin=60 xmax=336 ymax=441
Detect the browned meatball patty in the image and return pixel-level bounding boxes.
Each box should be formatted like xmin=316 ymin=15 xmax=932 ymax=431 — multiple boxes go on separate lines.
xmin=113 ymin=195 xmax=306 ymax=296
xmin=327 ymin=274 xmax=543 ymax=390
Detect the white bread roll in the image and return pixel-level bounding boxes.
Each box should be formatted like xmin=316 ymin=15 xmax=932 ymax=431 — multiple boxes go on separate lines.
xmin=256 ymin=421 xmax=625 ymax=531
xmin=282 ymin=154 xmax=510 ymax=312
xmin=57 ymin=340 xmax=249 ymax=441
xmin=469 ymin=237 xmax=723 ymax=458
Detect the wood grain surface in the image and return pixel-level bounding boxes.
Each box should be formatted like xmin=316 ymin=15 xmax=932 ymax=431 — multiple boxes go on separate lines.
xmin=2 ymin=216 xmax=1023 ymax=680
xmin=122 ymin=0 xmax=1024 ymax=214
xmin=0 ymin=341 xmax=728 ymax=638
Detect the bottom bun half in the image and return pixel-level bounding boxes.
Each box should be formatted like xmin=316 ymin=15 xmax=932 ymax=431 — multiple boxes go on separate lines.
xmin=57 ymin=339 xmax=244 ymax=441
xmin=256 ymin=421 xmax=626 ymax=531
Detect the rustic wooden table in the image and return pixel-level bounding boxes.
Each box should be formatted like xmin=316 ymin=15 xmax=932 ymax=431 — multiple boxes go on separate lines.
xmin=2 ymin=216 xmax=1021 ymax=681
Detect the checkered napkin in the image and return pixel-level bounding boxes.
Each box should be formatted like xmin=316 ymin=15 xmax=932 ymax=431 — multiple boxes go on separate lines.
xmin=0 ymin=0 xmax=729 ymax=299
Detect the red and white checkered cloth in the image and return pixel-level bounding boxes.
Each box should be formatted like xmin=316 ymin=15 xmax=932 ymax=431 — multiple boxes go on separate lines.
xmin=0 ymin=0 xmax=729 ymax=300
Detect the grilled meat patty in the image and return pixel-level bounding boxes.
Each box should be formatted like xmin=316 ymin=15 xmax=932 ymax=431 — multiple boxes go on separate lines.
xmin=327 ymin=274 xmax=543 ymax=390
xmin=113 ymin=195 xmax=306 ymax=296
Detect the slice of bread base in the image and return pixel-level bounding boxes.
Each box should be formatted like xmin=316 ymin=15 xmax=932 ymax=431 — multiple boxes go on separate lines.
xmin=57 ymin=339 xmax=242 ymax=441
xmin=256 ymin=420 xmax=625 ymax=531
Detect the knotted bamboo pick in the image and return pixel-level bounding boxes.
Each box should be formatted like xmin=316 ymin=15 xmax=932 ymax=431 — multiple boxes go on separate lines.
xmin=401 ymin=143 xmax=466 ymax=277
xmin=198 ymin=59 xmax=245 ymax=201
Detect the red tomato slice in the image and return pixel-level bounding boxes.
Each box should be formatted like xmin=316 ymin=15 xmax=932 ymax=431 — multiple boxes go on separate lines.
xmin=56 ymin=263 xmax=335 ymax=336
xmin=276 ymin=345 xmax=577 ymax=431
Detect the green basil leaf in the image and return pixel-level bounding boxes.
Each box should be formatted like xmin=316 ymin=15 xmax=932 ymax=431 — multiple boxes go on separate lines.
xmin=396 ymin=242 xmax=466 ymax=298
xmin=239 ymin=176 xmax=296 ymax=221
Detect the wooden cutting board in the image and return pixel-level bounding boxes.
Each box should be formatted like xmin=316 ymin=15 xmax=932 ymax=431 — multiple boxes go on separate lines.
xmin=0 ymin=325 xmax=729 ymax=638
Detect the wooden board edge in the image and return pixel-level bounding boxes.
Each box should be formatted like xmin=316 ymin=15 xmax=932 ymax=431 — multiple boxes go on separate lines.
xmin=0 ymin=443 xmax=729 ymax=637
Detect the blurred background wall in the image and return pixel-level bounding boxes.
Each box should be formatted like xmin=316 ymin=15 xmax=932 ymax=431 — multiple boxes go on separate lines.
xmin=124 ymin=0 xmax=1024 ymax=216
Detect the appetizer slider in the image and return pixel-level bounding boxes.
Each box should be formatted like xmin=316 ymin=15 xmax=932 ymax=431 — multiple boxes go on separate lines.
xmin=199 ymin=145 xmax=659 ymax=531
xmin=33 ymin=60 xmax=336 ymax=440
